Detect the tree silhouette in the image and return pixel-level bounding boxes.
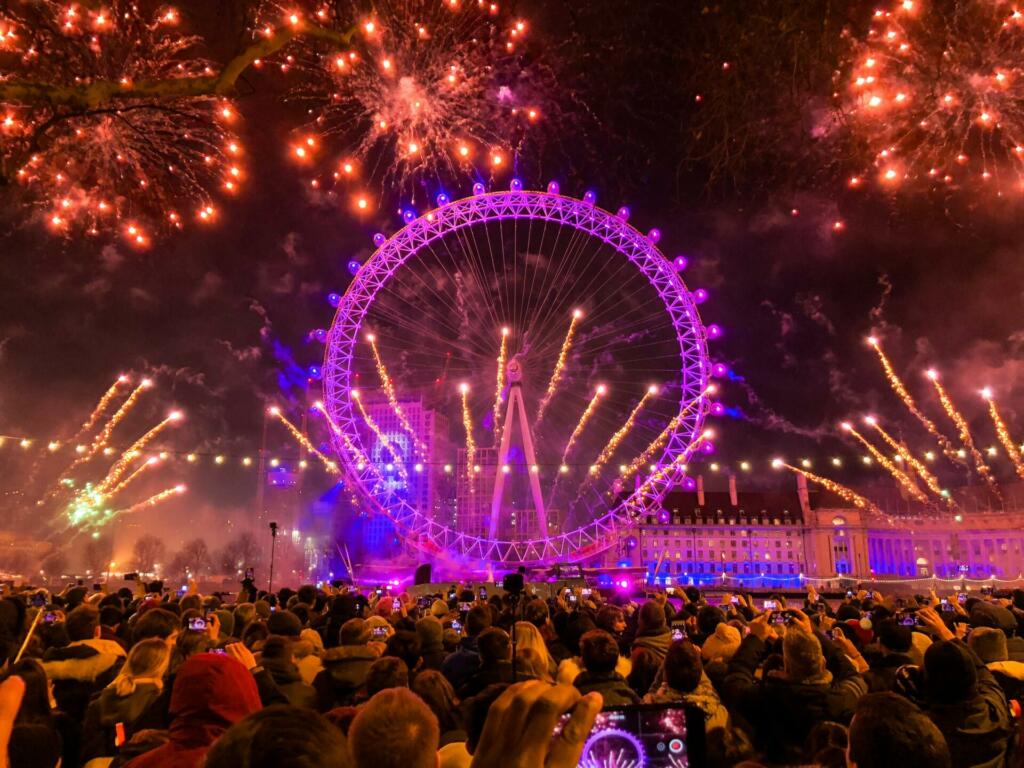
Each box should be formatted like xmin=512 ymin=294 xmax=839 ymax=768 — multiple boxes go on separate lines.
xmin=131 ymin=535 xmax=167 ymax=574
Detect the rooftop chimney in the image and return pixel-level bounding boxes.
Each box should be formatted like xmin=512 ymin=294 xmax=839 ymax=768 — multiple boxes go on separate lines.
xmin=729 ymin=474 xmax=738 ymax=506
xmin=697 ymin=474 xmax=705 ymax=506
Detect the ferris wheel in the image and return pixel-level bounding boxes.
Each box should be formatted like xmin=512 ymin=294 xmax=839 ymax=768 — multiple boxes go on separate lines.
xmin=322 ymin=181 xmax=718 ymax=566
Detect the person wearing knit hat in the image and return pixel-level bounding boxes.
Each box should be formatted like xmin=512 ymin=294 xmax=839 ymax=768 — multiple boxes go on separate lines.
xmin=430 ymin=599 xmax=449 ymax=620
xmin=295 ymin=628 xmax=325 ymax=685
xmin=920 ymin=639 xmax=1012 ymax=768
xmin=863 ymin=619 xmax=915 ymax=693
xmin=266 ymin=609 xmax=302 ymax=638
xmin=701 ymin=622 xmax=741 ymax=663
xmin=313 ymin=618 xmax=381 ymax=710
xmin=417 ymin=616 xmax=446 ymax=671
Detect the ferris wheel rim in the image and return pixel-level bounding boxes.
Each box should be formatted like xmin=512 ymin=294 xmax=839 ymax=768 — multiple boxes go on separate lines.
xmin=323 ymin=186 xmax=712 ymax=565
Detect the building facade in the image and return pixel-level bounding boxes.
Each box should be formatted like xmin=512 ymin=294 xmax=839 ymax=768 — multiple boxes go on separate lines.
xmin=606 ymin=476 xmax=1024 ymax=586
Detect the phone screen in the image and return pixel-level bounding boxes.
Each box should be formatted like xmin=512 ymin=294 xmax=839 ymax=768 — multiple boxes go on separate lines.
xmin=451 ymin=620 xmax=462 ymax=633
xmin=32 ymin=593 xmax=46 ymax=608
xmin=188 ymin=617 xmax=207 ymax=632
xmin=392 ymin=598 xmax=401 ymax=611
xmin=371 ymin=626 xmax=388 ymax=638
xmin=479 ymin=588 xmax=488 ymax=600
xmin=671 ymin=628 xmax=684 ymax=642
xmin=556 ymin=705 xmax=704 ymax=767
xmin=244 ymin=568 xmax=254 ymax=581
xmin=44 ymin=612 xmax=57 ymax=624
xmin=763 ymin=599 xmax=777 ymax=610
xmin=582 ymin=588 xmax=592 ymax=597
xmin=458 ymin=602 xmax=473 ymax=613
xmin=958 ymin=592 xmax=968 ymax=604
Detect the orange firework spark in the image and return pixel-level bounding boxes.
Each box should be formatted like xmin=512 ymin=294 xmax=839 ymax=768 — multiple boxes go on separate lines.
xmin=633 ymin=431 xmax=708 ymax=499
xmin=536 ymin=310 xmax=581 ymax=428
xmin=105 ymin=456 xmax=161 ymax=498
xmin=352 ymin=389 xmax=408 ymax=479
xmin=367 ymin=334 xmax=425 ymax=454
xmin=560 ymin=384 xmax=606 ymax=464
xmin=776 ymin=461 xmax=883 ymax=515
xmin=622 ymin=386 xmax=712 ymax=481
xmin=590 ymin=385 xmax=659 ymax=479
xmin=313 ymin=401 xmax=371 ymax=468
xmin=841 ymin=421 xmax=930 ymax=504
xmin=867 ymin=338 xmax=961 ymax=463
xmin=863 ymin=415 xmax=944 ymax=498
xmin=111 ymin=484 xmax=186 ymax=520
xmin=460 ymin=383 xmax=475 ymax=485
xmin=269 ymin=406 xmax=339 ymax=473
xmin=98 ymin=410 xmax=183 ymax=492
xmin=982 ymin=388 xmax=1024 ymax=480
xmin=72 ymin=375 xmax=129 ymax=442
xmin=492 ymin=327 xmax=510 ymax=442
xmin=926 ymin=370 xmax=1001 ymax=497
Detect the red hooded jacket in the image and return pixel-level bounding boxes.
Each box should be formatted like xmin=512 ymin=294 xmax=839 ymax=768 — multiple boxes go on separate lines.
xmin=126 ymin=653 xmax=261 ymax=768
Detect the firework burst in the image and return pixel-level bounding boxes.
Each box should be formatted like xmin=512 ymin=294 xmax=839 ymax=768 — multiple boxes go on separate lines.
xmin=926 ymin=369 xmax=1001 ymax=496
xmin=269 ymin=406 xmax=339 ymax=473
xmin=863 ymin=415 xmax=945 ymax=498
xmin=982 ymin=387 xmax=1024 ymax=479
xmin=536 ymin=310 xmax=581 ymax=429
xmin=0 ymin=0 xmax=242 ymax=243
xmin=844 ymin=0 xmax=1024 ymax=195
xmin=841 ymin=421 xmax=930 ymax=503
xmin=261 ymin=0 xmax=547 ymax=205
xmin=775 ymin=460 xmax=883 ymax=515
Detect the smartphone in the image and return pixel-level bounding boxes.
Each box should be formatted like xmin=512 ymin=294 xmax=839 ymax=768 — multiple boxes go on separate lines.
xmin=451 ymin=619 xmax=462 ymax=633
xmin=188 ymin=617 xmax=207 ymax=632
xmin=555 ymin=704 xmax=705 ymax=767
xmin=665 ymin=587 xmax=676 ymax=595
xmin=772 ymin=612 xmax=789 ymax=625
xmin=418 ymin=596 xmax=433 ymax=609
xmin=582 ymin=588 xmax=592 ymax=597
xmin=43 ymin=612 xmax=57 ymax=624
xmin=763 ymin=599 xmax=777 ymax=611
xmin=392 ymin=598 xmax=401 ymax=611
xmin=124 ymin=572 xmax=138 ymax=582
xmin=448 ymin=589 xmax=457 ymax=600
xmin=824 ymin=629 xmax=836 ymax=641
xmin=941 ymin=601 xmax=954 ymax=613
xmin=210 ymin=648 xmax=227 ymax=655
xmin=958 ymin=592 xmax=968 ymax=605
xmin=730 ymin=596 xmax=740 ymax=605
xmin=846 ymin=590 xmax=854 ymax=599
xmin=981 ymin=586 xmax=994 ymax=596
xmin=244 ymin=568 xmax=255 ymax=581
xmin=371 ymin=626 xmax=388 ymax=638
xmin=179 ymin=584 xmax=188 ymax=594
xmin=31 ymin=593 xmax=46 ymax=608
xmin=898 ymin=611 xmax=921 ymax=628
xmin=671 ymin=628 xmax=684 ymax=642
xmin=375 ymin=586 xmax=384 ymax=596
xmin=568 ymin=594 xmax=578 ymax=604
xmin=458 ymin=602 xmax=473 ymax=613
xmin=479 ymin=587 xmax=488 ymax=600
xmin=894 ymin=597 xmax=906 ymax=609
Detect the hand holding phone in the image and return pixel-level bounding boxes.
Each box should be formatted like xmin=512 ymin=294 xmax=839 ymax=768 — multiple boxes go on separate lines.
xmin=188 ymin=617 xmax=207 ymax=632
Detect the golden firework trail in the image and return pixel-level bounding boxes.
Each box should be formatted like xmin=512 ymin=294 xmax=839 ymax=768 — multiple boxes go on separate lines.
xmin=536 ymin=310 xmax=582 ymax=428
xmin=983 ymin=389 xmax=1024 ymax=480
xmin=460 ymin=384 xmax=475 ymax=486
xmin=867 ymin=338 xmax=961 ymax=463
xmin=589 ymin=385 xmax=659 ymax=479
xmin=560 ymin=384 xmax=606 ymax=464
xmin=313 ymin=401 xmax=371 ymax=469
xmin=105 ymin=457 xmax=160 ymax=498
xmin=367 ymin=335 xmax=426 ymax=455
xmin=77 ymin=378 xmax=154 ymax=463
xmin=112 ymin=485 xmax=186 ymax=520
xmin=622 ymin=386 xmax=714 ymax=481
xmin=863 ymin=416 xmax=944 ymax=498
xmin=926 ymin=371 xmax=1001 ymax=497
xmin=353 ymin=390 xmax=408 ymax=480
xmin=778 ymin=462 xmax=883 ymax=515
xmin=72 ymin=375 xmax=129 ymax=442
xmin=269 ymin=407 xmax=339 ymax=474
xmin=492 ymin=327 xmax=510 ymax=442
xmin=841 ymin=422 xmax=930 ymax=504
xmin=98 ymin=411 xmax=182 ymax=492
xmin=633 ymin=432 xmax=707 ymax=499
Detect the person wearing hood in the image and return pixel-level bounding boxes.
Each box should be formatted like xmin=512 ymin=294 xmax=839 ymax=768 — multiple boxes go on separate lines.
xmin=572 ymin=630 xmax=639 ymax=706
xmin=124 ymin=653 xmax=262 ymax=768
xmin=631 ymin=602 xmax=672 ymax=662
xmin=82 ymin=638 xmax=170 ymax=762
xmin=314 ymin=618 xmax=381 ymax=710
xmin=643 ymin=638 xmax=728 ymax=730
xmin=441 ymin=606 xmax=491 ymax=693
xmin=417 ymin=616 xmax=447 ymax=672
xmin=722 ymin=610 xmax=867 ymax=764
xmin=259 ymin=636 xmax=317 ymax=709
xmin=42 ymin=604 xmax=127 ymax=721
xmin=970 ymin=626 xmax=1024 ymax=702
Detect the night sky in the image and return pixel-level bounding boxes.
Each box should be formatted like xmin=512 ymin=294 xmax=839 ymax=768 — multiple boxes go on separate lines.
xmin=2 ymin=0 xmax=1024 ymax=555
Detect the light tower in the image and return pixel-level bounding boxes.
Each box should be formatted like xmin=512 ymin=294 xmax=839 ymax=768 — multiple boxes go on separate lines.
xmin=489 ymin=357 xmax=548 ymax=539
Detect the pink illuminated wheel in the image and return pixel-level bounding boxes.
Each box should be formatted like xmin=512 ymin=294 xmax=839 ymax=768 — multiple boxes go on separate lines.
xmin=322 ymin=183 xmax=715 ymax=566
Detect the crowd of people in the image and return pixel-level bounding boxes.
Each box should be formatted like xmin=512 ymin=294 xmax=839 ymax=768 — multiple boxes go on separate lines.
xmin=0 ymin=577 xmax=1022 ymax=767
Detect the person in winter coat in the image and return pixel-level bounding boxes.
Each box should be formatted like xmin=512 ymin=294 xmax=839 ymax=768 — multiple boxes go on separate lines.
xmin=969 ymin=626 xmax=1024 ymax=703
xmin=42 ymin=605 xmax=127 ymax=721
xmin=572 ymin=630 xmax=639 ymax=706
xmin=862 ymin=620 xmax=917 ymax=693
xmin=440 ymin=606 xmax=491 ymax=693
xmin=124 ymin=653 xmax=262 ymax=768
xmin=294 ymin=629 xmax=325 ymax=685
xmin=917 ymin=638 xmax=1011 ymax=768
xmin=722 ymin=611 xmax=867 ymax=764
xmin=313 ymin=618 xmax=381 ymax=710
xmin=417 ymin=617 xmax=447 ymax=672
xmin=259 ymin=636 xmax=317 ymax=709
xmin=631 ymin=602 xmax=672 ymax=663
xmin=643 ymin=639 xmax=729 ymax=730
xmin=82 ymin=638 xmax=170 ymax=762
